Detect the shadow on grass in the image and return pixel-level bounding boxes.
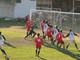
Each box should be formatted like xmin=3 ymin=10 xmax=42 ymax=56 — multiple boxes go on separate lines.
xmin=5 ymin=56 xmax=10 ymax=60
xmin=37 ymin=56 xmax=46 ymax=60
xmin=43 ymin=42 xmax=80 ymax=60
xmin=4 ymin=42 xmax=16 ymax=48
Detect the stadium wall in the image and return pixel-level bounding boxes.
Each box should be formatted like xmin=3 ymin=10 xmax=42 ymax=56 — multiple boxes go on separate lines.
xmin=14 ymin=0 xmax=36 ymax=18
xmin=0 ymin=0 xmax=36 ymax=18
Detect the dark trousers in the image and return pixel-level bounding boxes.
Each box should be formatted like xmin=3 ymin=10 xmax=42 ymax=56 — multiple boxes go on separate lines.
xmin=25 ymin=30 xmax=36 ymax=38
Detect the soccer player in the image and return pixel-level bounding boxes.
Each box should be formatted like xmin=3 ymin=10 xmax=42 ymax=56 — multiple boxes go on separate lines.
xmin=40 ymin=20 xmax=45 ymax=36
xmin=47 ymin=25 xmax=53 ymax=44
xmin=56 ymin=30 xmax=65 ymax=49
xmin=24 ymin=21 xmax=38 ymax=39
xmin=0 ymin=32 xmax=8 ymax=58
xmin=25 ymin=19 xmax=33 ymax=37
xmin=34 ymin=33 xmax=43 ymax=56
xmin=66 ymin=29 xmax=79 ymax=50
xmin=43 ymin=21 xmax=49 ymax=39
xmin=53 ymin=25 xmax=59 ymax=44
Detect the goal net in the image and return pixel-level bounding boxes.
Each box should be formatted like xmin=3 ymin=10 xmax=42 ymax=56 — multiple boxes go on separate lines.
xmin=30 ymin=9 xmax=80 ymax=33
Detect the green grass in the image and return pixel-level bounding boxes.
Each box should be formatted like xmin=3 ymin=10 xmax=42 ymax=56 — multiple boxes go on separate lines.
xmin=0 ymin=20 xmax=80 ymax=60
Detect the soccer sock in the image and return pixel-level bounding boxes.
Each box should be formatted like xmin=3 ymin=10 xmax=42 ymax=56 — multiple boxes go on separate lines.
xmin=66 ymin=44 xmax=69 ymax=49
xmin=60 ymin=44 xmax=62 ymax=48
xmin=1 ymin=49 xmax=7 ymax=55
xmin=75 ymin=44 xmax=78 ymax=50
xmin=27 ymin=32 xmax=28 ymax=35
xmin=32 ymin=33 xmax=36 ymax=38
xmin=36 ymin=50 xmax=37 ymax=55
xmin=38 ymin=51 xmax=40 ymax=56
xmin=63 ymin=44 xmax=65 ymax=49
xmin=57 ymin=43 xmax=59 ymax=47
xmin=43 ymin=36 xmax=46 ymax=39
xmin=53 ymin=40 xmax=56 ymax=43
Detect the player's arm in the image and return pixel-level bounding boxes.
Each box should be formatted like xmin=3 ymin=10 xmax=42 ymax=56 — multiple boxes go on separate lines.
xmin=57 ymin=29 xmax=60 ymax=32
xmin=56 ymin=34 xmax=59 ymax=40
xmin=63 ymin=34 xmax=66 ymax=38
xmin=2 ymin=35 xmax=6 ymax=41
xmin=34 ymin=38 xmax=37 ymax=43
xmin=25 ymin=24 xmax=27 ymax=27
xmin=74 ymin=33 xmax=79 ymax=37
xmin=66 ymin=33 xmax=70 ymax=37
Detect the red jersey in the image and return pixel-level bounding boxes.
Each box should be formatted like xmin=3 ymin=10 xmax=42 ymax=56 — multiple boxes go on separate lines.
xmin=34 ymin=37 xmax=43 ymax=46
xmin=47 ymin=27 xmax=53 ymax=38
xmin=40 ymin=21 xmax=45 ymax=29
xmin=56 ymin=32 xmax=65 ymax=42
xmin=25 ymin=20 xmax=33 ymax=31
xmin=26 ymin=20 xmax=33 ymax=27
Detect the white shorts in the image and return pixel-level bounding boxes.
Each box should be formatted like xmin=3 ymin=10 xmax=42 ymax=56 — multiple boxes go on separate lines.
xmin=69 ymin=40 xmax=75 ymax=43
xmin=0 ymin=44 xmax=3 ymax=48
xmin=43 ymin=29 xmax=47 ymax=33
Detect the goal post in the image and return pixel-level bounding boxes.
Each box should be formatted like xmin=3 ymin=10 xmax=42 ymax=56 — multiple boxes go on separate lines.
xmin=30 ymin=9 xmax=80 ymax=33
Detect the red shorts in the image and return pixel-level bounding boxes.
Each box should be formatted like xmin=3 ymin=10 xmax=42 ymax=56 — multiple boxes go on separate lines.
xmin=36 ymin=45 xmax=41 ymax=49
xmin=47 ymin=34 xmax=53 ymax=38
xmin=58 ymin=40 xmax=64 ymax=44
xmin=27 ymin=27 xmax=30 ymax=32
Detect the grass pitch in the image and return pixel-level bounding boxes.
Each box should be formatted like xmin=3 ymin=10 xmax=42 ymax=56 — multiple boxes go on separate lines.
xmin=0 ymin=20 xmax=80 ymax=60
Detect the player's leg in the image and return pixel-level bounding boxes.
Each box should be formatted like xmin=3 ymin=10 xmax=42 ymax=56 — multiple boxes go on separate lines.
xmin=57 ymin=42 xmax=59 ymax=47
xmin=50 ymin=38 xmax=54 ymax=45
xmin=38 ymin=48 xmax=40 ymax=56
xmin=53 ymin=38 xmax=56 ymax=45
xmin=35 ymin=45 xmax=38 ymax=56
xmin=42 ymin=29 xmax=44 ymax=37
xmin=24 ymin=31 xmax=30 ymax=39
xmin=63 ymin=43 xmax=65 ymax=49
xmin=66 ymin=43 xmax=70 ymax=50
xmin=32 ymin=30 xmax=36 ymax=38
xmin=25 ymin=30 xmax=32 ymax=38
xmin=53 ymin=35 xmax=57 ymax=44
xmin=37 ymin=45 xmax=41 ymax=56
xmin=27 ymin=27 xmax=30 ymax=35
xmin=27 ymin=31 xmax=29 ymax=35
xmin=60 ymin=43 xmax=62 ymax=48
xmin=53 ymin=39 xmax=56 ymax=44
xmin=73 ymin=40 xmax=78 ymax=50
xmin=36 ymin=49 xmax=38 ymax=56
xmin=0 ymin=46 xmax=7 ymax=56
xmin=43 ymin=31 xmax=46 ymax=39
xmin=61 ymin=41 xmax=65 ymax=49
xmin=48 ymin=36 xmax=49 ymax=40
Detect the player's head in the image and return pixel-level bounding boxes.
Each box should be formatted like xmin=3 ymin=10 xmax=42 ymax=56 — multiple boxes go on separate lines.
xmin=55 ymin=25 xmax=58 ymax=29
xmin=69 ymin=29 xmax=72 ymax=32
xmin=34 ymin=21 xmax=36 ymax=24
xmin=0 ymin=32 xmax=1 ymax=35
xmin=37 ymin=33 xmax=40 ymax=37
xmin=60 ymin=29 xmax=63 ymax=33
xmin=43 ymin=20 xmax=45 ymax=22
xmin=46 ymin=21 xmax=48 ymax=24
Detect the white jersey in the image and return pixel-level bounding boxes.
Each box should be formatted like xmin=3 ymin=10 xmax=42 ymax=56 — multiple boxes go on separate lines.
xmin=54 ymin=29 xmax=59 ymax=38
xmin=0 ymin=35 xmax=4 ymax=45
xmin=43 ymin=24 xmax=48 ymax=32
xmin=68 ymin=32 xmax=75 ymax=40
